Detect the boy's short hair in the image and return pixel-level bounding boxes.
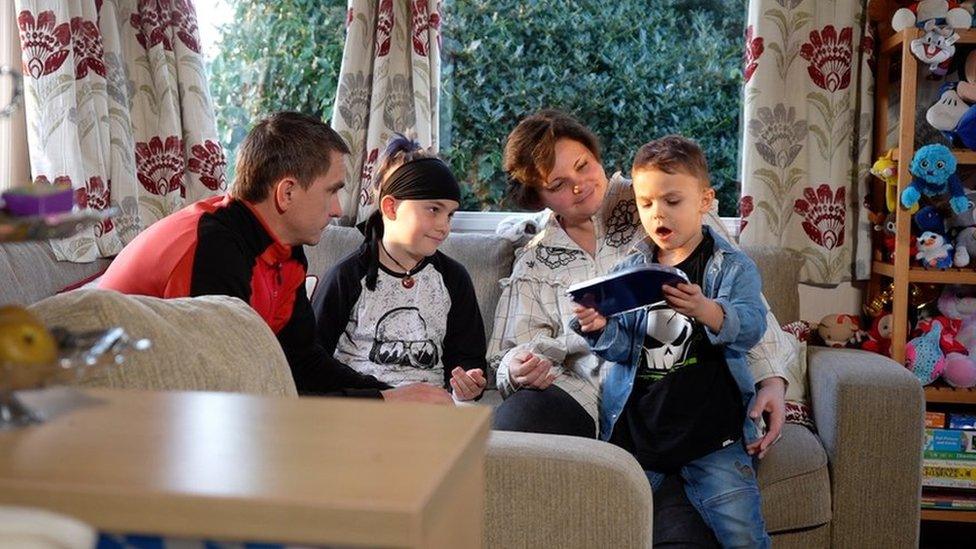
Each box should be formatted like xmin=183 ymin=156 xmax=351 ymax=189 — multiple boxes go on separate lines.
xmin=632 ymin=135 xmax=711 ymax=189
xmin=231 ymin=111 xmax=350 ymax=203
xmin=503 ymin=109 xmax=602 ymax=209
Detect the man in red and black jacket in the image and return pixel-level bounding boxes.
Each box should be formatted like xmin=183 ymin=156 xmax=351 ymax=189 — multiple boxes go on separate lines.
xmin=100 ymin=112 xmax=451 ymax=404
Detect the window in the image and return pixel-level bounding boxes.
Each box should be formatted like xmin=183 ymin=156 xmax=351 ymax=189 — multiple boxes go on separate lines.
xmin=204 ymin=1 xmax=747 ymax=220
xmin=440 ymin=0 xmax=748 ymax=216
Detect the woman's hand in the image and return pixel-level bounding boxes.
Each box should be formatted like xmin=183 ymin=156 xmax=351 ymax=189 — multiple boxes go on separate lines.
xmin=509 ymin=350 xmax=556 ymax=389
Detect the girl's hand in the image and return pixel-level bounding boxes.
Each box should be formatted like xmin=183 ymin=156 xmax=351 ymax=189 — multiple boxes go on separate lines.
xmin=450 ymin=367 xmax=487 ymax=401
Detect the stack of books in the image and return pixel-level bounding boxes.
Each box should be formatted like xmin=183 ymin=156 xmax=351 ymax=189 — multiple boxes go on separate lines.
xmin=922 ymin=413 xmax=976 ymax=510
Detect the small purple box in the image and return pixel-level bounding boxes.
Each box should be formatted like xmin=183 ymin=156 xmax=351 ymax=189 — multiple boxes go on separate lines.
xmin=2 ymin=185 xmax=74 ymax=216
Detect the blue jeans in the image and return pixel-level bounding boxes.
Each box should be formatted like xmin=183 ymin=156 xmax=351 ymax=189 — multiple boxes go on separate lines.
xmin=645 ymin=443 xmax=771 ymax=549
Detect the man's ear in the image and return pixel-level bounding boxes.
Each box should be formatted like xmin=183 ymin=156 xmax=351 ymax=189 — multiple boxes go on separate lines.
xmin=380 ymin=195 xmax=398 ymax=220
xmin=273 ymin=177 xmax=298 ymax=212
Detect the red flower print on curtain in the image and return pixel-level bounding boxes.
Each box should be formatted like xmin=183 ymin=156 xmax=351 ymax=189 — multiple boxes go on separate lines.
xmin=738 ymin=195 xmax=754 ymax=233
xmin=794 ymin=184 xmax=846 ymax=250
xmin=74 ymin=177 xmax=114 ymax=236
xmin=170 ymin=0 xmax=201 ymax=53
xmin=411 ymin=0 xmax=441 ymax=57
xmin=18 ymin=10 xmax=70 ymax=79
xmin=799 ymin=25 xmax=853 ymax=92
xmin=743 ymin=25 xmax=763 ymax=83
xmin=187 ymin=140 xmax=227 ymax=191
xmin=71 ymin=17 xmax=106 ymax=79
xmin=359 ymin=147 xmax=379 ymax=206
xmin=376 ymin=0 xmax=394 ymax=57
xmin=131 ymin=0 xmax=173 ymax=51
xmin=135 ymin=136 xmax=186 ymax=197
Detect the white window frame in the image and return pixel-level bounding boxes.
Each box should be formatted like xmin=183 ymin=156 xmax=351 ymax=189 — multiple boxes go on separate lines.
xmin=0 ymin=2 xmax=28 ymax=193
xmin=451 ymin=210 xmax=741 ymax=240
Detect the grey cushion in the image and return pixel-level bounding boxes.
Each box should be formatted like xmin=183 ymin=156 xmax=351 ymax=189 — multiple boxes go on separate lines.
xmin=486 ymin=430 xmax=653 ymax=549
xmin=757 ymin=423 xmax=831 ymax=533
xmin=0 ymin=241 xmax=110 ymax=305
xmin=305 ymin=226 xmax=514 ymax=340
xmin=742 ymin=245 xmax=802 ymax=324
xmin=28 ymin=289 xmax=297 ymax=396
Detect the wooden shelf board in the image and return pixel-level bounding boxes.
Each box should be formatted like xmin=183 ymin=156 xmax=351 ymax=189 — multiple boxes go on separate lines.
xmin=871 ymin=261 xmax=976 ymax=284
xmin=891 ymin=148 xmax=976 ymax=165
xmin=925 ymin=383 xmax=976 ymax=404
xmin=921 ymin=508 xmax=976 ymax=523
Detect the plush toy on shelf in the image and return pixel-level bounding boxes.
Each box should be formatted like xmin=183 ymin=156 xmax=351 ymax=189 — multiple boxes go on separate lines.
xmin=912 ymin=24 xmax=961 ymax=75
xmin=953 ymin=226 xmax=976 ymax=266
xmin=915 ymin=315 xmax=968 ymax=353
xmin=946 ymin=188 xmax=976 ymax=229
xmin=916 ymin=230 xmax=955 ymax=268
xmin=938 ymin=284 xmax=976 ymax=346
xmin=816 ymin=314 xmax=864 ymax=348
xmin=902 ymin=144 xmax=969 ymax=214
xmin=915 ymin=205 xmax=947 ymax=234
xmin=871 ymin=150 xmax=906 ymax=213
xmin=928 ymin=86 xmax=971 ymax=133
xmin=892 ymin=1 xmax=973 ymax=31
xmin=862 ymin=312 xmax=894 ymax=357
xmin=943 ymin=352 xmax=976 ymax=387
xmin=906 ymin=321 xmax=947 ymax=385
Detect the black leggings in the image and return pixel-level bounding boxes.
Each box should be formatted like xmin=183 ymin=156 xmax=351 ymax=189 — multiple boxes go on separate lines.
xmin=492 ymin=385 xmax=596 ymax=438
xmin=491 ymin=385 xmax=718 ymax=548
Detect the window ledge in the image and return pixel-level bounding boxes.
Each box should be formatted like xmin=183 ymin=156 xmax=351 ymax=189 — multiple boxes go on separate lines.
xmin=452 ymin=211 xmax=741 ymax=239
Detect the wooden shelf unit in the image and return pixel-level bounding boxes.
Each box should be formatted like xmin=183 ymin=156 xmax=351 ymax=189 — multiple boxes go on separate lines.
xmin=873 ymin=26 xmax=976 ymax=528
xmin=870 ymin=26 xmax=976 ymax=364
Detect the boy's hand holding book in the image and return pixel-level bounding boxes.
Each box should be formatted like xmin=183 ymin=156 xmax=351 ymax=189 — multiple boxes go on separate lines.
xmin=573 ymin=305 xmax=607 ymax=333
xmin=662 ymin=283 xmax=724 ymax=333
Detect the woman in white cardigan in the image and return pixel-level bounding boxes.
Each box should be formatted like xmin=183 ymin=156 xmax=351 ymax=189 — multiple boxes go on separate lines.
xmin=489 ymin=110 xmax=791 ymax=455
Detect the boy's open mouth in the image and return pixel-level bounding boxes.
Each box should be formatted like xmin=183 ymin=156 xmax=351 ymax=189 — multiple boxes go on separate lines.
xmin=655 ymin=227 xmax=673 ymax=238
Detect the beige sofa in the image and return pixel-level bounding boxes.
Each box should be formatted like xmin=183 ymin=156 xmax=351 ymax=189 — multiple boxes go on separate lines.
xmin=1 ymin=227 xmax=924 ymax=548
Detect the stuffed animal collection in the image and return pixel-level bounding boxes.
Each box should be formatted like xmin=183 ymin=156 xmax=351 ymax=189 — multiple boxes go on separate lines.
xmin=908 ymin=284 xmax=976 ymax=387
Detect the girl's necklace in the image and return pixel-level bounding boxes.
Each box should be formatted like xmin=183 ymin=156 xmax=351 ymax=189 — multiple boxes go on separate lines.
xmin=380 ymin=240 xmax=420 ymax=289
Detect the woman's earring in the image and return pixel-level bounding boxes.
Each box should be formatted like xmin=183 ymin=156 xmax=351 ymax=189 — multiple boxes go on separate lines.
xmin=572 ymin=184 xmax=581 ymax=195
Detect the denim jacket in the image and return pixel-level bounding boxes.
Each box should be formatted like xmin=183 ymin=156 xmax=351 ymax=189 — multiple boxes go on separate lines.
xmin=574 ymin=225 xmax=767 ymax=444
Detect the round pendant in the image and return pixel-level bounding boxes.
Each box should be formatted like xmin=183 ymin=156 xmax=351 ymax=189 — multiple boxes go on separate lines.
xmin=401 ymin=276 xmax=415 ymax=289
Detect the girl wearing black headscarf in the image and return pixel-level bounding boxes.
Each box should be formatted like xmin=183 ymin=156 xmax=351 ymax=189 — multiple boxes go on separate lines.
xmin=312 ymin=135 xmax=487 ymax=401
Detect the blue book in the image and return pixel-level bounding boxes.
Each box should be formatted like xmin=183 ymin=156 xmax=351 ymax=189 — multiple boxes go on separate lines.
xmin=566 ymin=264 xmax=689 ymax=317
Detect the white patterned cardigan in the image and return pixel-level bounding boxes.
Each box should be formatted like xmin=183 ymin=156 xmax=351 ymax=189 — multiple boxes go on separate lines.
xmin=488 ymin=174 xmax=792 ymax=431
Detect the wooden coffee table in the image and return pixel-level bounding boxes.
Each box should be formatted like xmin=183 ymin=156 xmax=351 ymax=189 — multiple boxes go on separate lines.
xmin=0 ymin=388 xmax=491 ymax=547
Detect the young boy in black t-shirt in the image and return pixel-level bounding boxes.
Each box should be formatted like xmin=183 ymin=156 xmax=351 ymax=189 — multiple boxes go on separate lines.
xmin=572 ymin=136 xmax=771 ymax=547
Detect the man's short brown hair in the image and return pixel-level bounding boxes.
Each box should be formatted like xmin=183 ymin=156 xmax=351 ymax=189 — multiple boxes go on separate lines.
xmin=230 ymin=111 xmax=351 ymax=203
xmin=503 ymin=109 xmax=601 ymax=209
xmin=632 ymin=135 xmax=711 ymax=188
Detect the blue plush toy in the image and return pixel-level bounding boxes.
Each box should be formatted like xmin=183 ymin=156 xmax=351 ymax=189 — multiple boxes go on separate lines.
xmin=903 ymin=144 xmax=969 ymax=214
xmin=915 ymin=205 xmax=947 ymax=234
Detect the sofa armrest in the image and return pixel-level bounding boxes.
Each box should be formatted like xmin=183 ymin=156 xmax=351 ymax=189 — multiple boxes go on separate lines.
xmin=485 ymin=431 xmax=652 ymax=549
xmin=807 ymin=347 xmax=923 ymax=548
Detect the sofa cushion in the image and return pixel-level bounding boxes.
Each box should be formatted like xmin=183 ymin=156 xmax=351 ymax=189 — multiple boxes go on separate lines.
xmin=757 ymin=423 xmax=831 ymax=533
xmin=0 ymin=241 xmax=110 ymax=305
xmin=27 ymin=289 xmax=297 ymax=396
xmin=741 ymin=245 xmax=802 ymax=324
xmin=305 ymin=225 xmax=515 ymax=340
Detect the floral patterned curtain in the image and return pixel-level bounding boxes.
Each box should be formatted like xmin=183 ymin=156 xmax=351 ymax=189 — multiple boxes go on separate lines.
xmin=16 ymin=0 xmax=225 ymax=262
xmin=739 ymin=0 xmax=874 ymax=285
xmin=331 ymin=0 xmax=441 ymax=225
